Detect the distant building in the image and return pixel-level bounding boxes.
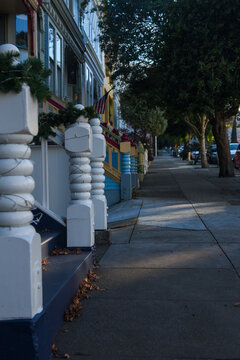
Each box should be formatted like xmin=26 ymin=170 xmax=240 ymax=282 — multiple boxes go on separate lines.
xmin=0 ymin=0 xmax=106 ymax=109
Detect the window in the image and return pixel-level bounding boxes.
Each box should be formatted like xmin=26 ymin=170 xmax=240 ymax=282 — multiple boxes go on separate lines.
xmin=48 ymin=24 xmax=63 ymax=98
xmin=56 ymin=34 xmax=62 ymax=98
xmin=16 ymin=14 xmax=28 ymax=49
xmin=16 ymin=14 xmax=28 ymax=61
xmin=49 ymin=24 xmax=54 ymax=92
xmin=66 ymin=45 xmax=80 ymax=103
xmin=0 ymin=15 xmax=6 ymax=45
xmin=86 ymin=67 xmax=93 ymax=106
xmin=73 ymin=0 xmax=79 ymax=26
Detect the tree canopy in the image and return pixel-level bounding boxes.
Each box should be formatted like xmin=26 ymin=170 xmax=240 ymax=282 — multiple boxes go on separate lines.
xmin=99 ymin=0 xmax=240 ymax=176
xmin=120 ymin=89 xmax=167 ymax=137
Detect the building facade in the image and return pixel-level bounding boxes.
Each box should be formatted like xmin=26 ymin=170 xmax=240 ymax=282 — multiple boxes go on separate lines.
xmin=0 ymin=0 xmax=105 ymax=108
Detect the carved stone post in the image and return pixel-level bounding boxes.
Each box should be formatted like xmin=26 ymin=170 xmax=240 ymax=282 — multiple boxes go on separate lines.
xmin=134 ymin=151 xmax=139 ymax=189
xmin=137 ymin=141 xmax=145 ymax=183
xmin=0 ymin=44 xmax=42 ymax=320
xmin=65 ymin=107 xmax=94 ymax=248
xmin=120 ymin=134 xmax=132 ymax=200
xmin=144 ymin=149 xmax=149 ymax=174
xmin=90 ymin=118 xmax=107 ymax=230
xmin=130 ymin=141 xmax=138 ymax=190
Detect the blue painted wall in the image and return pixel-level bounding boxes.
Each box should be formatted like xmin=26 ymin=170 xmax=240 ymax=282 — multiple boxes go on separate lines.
xmin=104 ymin=175 xmax=120 ymax=206
xmin=112 ymin=152 xmax=119 ymax=170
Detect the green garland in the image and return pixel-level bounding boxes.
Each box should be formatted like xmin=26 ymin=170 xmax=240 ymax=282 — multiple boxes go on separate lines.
xmin=0 ymin=52 xmax=51 ymax=102
xmin=0 ymin=52 xmax=99 ymax=141
xmin=37 ymin=102 xmax=99 ymax=140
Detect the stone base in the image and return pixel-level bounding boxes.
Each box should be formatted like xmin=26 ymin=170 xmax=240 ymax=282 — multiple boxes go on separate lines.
xmin=0 ymin=251 xmax=93 ymax=360
xmin=92 ymin=196 xmax=107 ymax=230
xmin=131 ymin=174 xmax=138 ymax=190
xmin=139 ymin=173 xmax=144 ymax=183
xmin=95 ymin=229 xmax=112 ymax=245
xmin=67 ymin=201 xmax=94 ymax=247
xmin=121 ymin=174 xmax=132 ymax=200
xmin=0 ymin=230 xmax=42 ymax=320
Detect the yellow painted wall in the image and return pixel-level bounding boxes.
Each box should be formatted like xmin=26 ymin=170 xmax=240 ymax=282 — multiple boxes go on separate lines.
xmin=102 ymin=72 xmax=115 ymax=127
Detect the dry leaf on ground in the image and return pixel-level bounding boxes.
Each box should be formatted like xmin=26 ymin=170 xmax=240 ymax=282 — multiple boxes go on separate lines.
xmin=42 ymin=258 xmax=48 ymax=271
xmin=51 ymin=343 xmax=71 ymax=359
xmin=64 ymin=270 xmax=100 ymax=322
xmin=50 ymin=248 xmax=82 ymax=256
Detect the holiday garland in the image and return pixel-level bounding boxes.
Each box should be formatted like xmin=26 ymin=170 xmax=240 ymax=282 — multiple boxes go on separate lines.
xmin=0 ymin=51 xmax=51 ymax=101
xmin=38 ymin=102 xmax=99 ymax=140
xmin=0 ymin=52 xmax=99 ymax=140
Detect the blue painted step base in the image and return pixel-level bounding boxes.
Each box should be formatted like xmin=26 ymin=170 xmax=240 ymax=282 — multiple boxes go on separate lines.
xmin=41 ymin=231 xmax=66 ymax=258
xmin=0 ymin=251 xmax=94 ymax=360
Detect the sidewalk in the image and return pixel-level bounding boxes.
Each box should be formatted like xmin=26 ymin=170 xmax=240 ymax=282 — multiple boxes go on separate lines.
xmin=52 ymin=154 xmax=240 ymax=360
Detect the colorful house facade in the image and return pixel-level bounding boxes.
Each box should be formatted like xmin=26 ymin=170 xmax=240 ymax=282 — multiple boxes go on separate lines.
xmin=0 ymin=1 xmax=146 ymax=359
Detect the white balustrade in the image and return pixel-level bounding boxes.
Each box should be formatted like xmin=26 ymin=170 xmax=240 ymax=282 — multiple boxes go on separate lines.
xmin=0 ymin=43 xmax=42 ymax=320
xmin=90 ymin=118 xmax=107 ymax=230
xmin=65 ymin=108 xmax=94 ymax=247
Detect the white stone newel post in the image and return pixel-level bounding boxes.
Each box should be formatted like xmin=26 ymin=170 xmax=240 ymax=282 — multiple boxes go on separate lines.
xmin=65 ymin=107 xmax=94 ymax=247
xmin=90 ymin=118 xmax=107 ymax=230
xmin=0 ymin=45 xmax=42 ymax=319
xmin=144 ymin=149 xmax=149 ymax=174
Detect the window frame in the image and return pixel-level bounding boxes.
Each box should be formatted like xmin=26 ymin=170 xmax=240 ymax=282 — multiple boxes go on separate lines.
xmin=48 ymin=22 xmax=63 ymax=99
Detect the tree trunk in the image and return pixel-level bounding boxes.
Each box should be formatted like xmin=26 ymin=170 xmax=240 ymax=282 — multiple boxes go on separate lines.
xmin=188 ymin=132 xmax=191 ymax=161
xmin=155 ymin=136 xmax=158 ymax=157
xmin=200 ymin=117 xmax=208 ymax=168
xmin=212 ymin=111 xmax=234 ymax=177
xmin=183 ymin=115 xmax=208 ymax=167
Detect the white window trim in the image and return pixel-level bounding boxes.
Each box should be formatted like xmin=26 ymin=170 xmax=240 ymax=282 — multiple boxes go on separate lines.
xmin=49 ymin=22 xmax=64 ymax=99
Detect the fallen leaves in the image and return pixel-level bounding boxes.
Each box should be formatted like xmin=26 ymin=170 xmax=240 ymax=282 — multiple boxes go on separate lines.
xmin=41 ymin=228 xmax=52 ymax=233
xmin=42 ymin=258 xmax=48 ymax=271
xmin=51 ymin=343 xmax=70 ymax=359
xmin=50 ymin=248 xmax=82 ymax=256
xmin=64 ymin=270 xmax=100 ymax=322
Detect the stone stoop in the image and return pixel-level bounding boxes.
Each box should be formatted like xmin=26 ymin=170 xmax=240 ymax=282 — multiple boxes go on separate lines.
xmin=0 ymin=205 xmax=94 ymax=360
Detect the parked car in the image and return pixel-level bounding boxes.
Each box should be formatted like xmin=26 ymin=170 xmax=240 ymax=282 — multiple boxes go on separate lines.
xmin=230 ymin=143 xmax=239 ymax=160
xmin=177 ymin=145 xmax=184 ymax=157
xmin=191 ymin=150 xmax=200 ymax=160
xmin=233 ymin=144 xmax=240 ymax=168
xmin=207 ymin=145 xmax=218 ymax=164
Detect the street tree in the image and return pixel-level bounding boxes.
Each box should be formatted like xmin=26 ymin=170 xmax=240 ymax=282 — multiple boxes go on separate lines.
xmin=99 ymin=0 xmax=240 ymax=177
xmin=231 ymin=117 xmax=237 ymax=143
xmin=156 ymin=0 xmax=240 ymax=176
xmin=120 ymin=89 xmax=167 ymax=138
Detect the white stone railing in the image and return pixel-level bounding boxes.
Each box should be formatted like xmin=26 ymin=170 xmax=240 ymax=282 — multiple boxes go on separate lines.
xmin=0 ymin=43 xmax=42 ymax=320
xmin=90 ymin=118 xmax=107 ymax=230
xmin=65 ymin=110 xmax=94 ymax=248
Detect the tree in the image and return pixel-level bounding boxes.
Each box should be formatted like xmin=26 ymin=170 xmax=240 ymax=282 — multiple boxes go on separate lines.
xmin=183 ymin=115 xmax=209 ymax=168
xmin=120 ymin=89 xmax=167 ymax=138
xmin=99 ymin=0 xmax=240 ymax=176
xmin=98 ymin=1 xmax=153 ymax=78
xmin=156 ymin=0 xmax=240 ymax=176
xmin=231 ymin=117 xmax=237 ymax=143
xmin=147 ymin=107 xmax=167 ymax=137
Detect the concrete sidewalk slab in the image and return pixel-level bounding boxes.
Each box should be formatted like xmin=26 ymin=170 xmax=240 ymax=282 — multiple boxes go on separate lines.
xmin=94 ymin=268 xmax=240 ymax=301
xmin=131 ymin=226 xmax=213 ymax=244
xmin=111 ymin=225 xmax=134 ymax=244
xmin=138 ymin=201 xmax=205 ymax=230
xmin=107 ymin=199 xmax=142 ymax=224
xmin=53 ymin=298 xmax=240 ymax=359
xmin=100 ymin=243 xmax=231 ymax=269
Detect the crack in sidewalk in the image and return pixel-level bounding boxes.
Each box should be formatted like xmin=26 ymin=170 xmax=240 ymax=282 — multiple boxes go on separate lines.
xmin=171 ymin=170 xmax=240 ymax=280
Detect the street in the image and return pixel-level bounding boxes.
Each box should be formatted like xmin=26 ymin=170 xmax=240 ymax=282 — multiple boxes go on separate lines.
xmin=52 ymin=154 xmax=240 ymax=359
